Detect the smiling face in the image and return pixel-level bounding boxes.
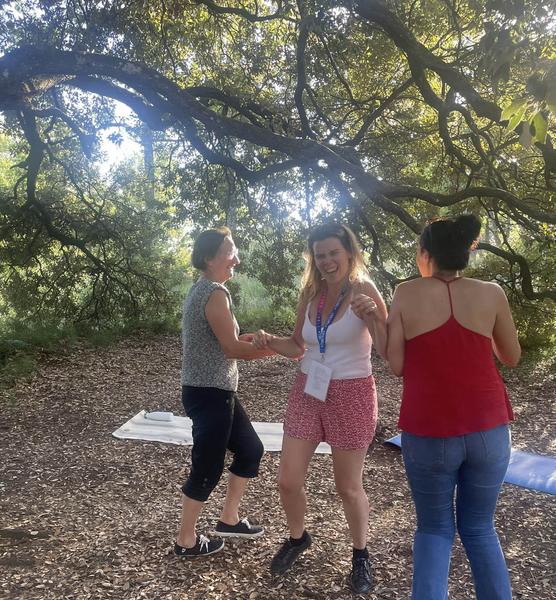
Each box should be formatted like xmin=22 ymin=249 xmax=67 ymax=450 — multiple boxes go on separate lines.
xmin=312 ymin=236 xmax=352 ymax=285
xmin=205 ymin=236 xmax=240 ymax=283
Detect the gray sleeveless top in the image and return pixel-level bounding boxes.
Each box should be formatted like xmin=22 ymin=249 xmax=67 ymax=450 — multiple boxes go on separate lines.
xmin=181 ymin=278 xmax=239 ymax=391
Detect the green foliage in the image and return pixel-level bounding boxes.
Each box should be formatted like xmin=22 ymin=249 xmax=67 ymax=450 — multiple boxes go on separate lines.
xmin=467 ymin=251 xmax=556 ymax=350
xmin=240 ymin=222 xmax=305 ymax=310
xmin=1 ymin=353 xmax=36 ymax=391
xmin=232 ymin=273 xmax=297 ymax=334
xmin=0 ymin=0 xmax=554 ymax=358
xmin=509 ymin=343 xmax=556 ymax=381
xmin=511 ymin=301 xmax=556 ymax=349
xmin=0 ymin=320 xmax=71 ymax=390
xmin=0 ymin=129 xmax=185 ymax=326
xmin=0 ymin=313 xmax=185 ymax=391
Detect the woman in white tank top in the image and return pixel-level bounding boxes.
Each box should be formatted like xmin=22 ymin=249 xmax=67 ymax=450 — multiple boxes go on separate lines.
xmin=253 ymin=223 xmax=388 ymax=595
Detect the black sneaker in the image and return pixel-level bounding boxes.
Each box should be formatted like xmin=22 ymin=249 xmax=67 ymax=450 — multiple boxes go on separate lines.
xmin=215 ymin=517 xmax=264 ymax=538
xmin=270 ymin=532 xmax=312 ymax=576
xmin=174 ymin=534 xmax=224 ymax=558
xmin=350 ymin=556 xmax=373 ymax=595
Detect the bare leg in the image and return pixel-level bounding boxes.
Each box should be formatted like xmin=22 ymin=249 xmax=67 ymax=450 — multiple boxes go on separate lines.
xmin=332 ymin=447 xmax=369 ymax=549
xmin=219 ymin=472 xmax=249 ymax=525
xmin=176 ymin=495 xmax=204 ymax=548
xmin=278 ymin=436 xmax=319 ymax=538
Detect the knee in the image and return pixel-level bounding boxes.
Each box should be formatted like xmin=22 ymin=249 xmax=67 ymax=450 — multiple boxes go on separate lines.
xmin=336 ymin=483 xmax=366 ymax=505
xmin=416 ymin=513 xmax=456 ymax=538
xmin=410 ymin=497 xmax=456 ymax=537
xmin=278 ymin=472 xmax=304 ymax=497
xmin=457 ymin=517 xmax=495 ymax=540
xmin=240 ymin=436 xmax=264 ymax=464
xmin=230 ymin=438 xmax=264 ymax=478
xmin=182 ymin=468 xmax=223 ymax=502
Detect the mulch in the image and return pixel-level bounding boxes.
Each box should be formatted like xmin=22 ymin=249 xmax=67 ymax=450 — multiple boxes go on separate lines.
xmin=0 ymin=333 xmax=554 ymax=599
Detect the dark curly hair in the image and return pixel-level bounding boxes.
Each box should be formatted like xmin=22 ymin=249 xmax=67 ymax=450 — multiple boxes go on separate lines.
xmin=420 ymin=215 xmax=481 ymax=271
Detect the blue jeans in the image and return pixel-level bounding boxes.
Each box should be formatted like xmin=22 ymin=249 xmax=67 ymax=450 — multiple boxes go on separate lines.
xmin=401 ymin=424 xmax=512 ymax=600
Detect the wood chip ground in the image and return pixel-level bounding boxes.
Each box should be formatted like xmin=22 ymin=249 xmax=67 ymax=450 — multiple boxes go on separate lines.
xmin=1 ymin=334 xmax=554 ymax=599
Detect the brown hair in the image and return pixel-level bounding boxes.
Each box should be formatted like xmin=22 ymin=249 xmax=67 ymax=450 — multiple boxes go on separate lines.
xmin=191 ymin=226 xmax=232 ymax=270
xmin=300 ymin=223 xmax=369 ymax=302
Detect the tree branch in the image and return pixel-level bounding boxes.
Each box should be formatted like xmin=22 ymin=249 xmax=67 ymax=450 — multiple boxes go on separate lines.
xmin=1 ymin=45 xmax=553 ymax=301
xmin=345 ymin=77 xmax=413 ymax=147
xmin=70 ymin=76 xmax=168 ymax=130
xmin=33 ymin=107 xmax=94 ymax=156
xmin=194 ymin=0 xmax=295 ymax=23
xmin=186 ymin=85 xmax=286 ymax=130
xmin=385 ymin=184 xmax=556 ymax=224
xmin=478 ymin=242 xmax=556 ymax=301
xmin=353 ymin=0 xmax=501 ymax=121
xmin=295 ymin=16 xmax=317 ymax=138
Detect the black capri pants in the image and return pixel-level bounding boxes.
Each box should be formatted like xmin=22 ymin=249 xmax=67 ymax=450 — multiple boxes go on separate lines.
xmin=181 ymin=385 xmax=264 ymax=502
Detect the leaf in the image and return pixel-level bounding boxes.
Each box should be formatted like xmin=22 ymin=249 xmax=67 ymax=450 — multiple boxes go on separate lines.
xmin=531 ymin=111 xmax=548 ymax=144
xmin=504 ymin=99 xmax=527 ymax=131
xmin=507 ymin=113 xmax=523 ymax=132
xmin=501 ymin=97 xmax=527 ymax=121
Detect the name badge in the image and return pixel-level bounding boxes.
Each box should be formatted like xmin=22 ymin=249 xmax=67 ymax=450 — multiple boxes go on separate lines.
xmin=304 ymin=359 xmax=332 ymax=402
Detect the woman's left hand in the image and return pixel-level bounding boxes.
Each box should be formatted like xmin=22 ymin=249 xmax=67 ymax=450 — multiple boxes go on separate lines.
xmin=351 ymin=293 xmax=380 ymax=320
xmin=239 ymin=333 xmax=255 ymax=342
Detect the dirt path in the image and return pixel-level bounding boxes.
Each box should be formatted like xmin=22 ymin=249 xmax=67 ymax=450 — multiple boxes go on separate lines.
xmin=1 ymin=334 xmax=554 ymax=599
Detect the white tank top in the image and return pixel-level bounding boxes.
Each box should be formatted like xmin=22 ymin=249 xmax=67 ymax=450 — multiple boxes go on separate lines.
xmin=300 ymin=304 xmax=373 ymax=380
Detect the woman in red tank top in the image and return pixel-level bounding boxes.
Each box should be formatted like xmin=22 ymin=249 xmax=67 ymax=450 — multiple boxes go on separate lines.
xmin=387 ymin=215 xmax=521 ymax=600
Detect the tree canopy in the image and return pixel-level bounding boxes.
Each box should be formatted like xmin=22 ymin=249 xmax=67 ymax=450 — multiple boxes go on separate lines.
xmin=0 ymin=1 xmax=554 ymax=339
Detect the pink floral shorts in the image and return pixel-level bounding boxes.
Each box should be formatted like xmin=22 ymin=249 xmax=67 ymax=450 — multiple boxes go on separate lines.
xmin=284 ymin=372 xmax=378 ymax=450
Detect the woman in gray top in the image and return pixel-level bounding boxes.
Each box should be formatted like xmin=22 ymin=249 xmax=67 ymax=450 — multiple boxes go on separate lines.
xmin=174 ymin=227 xmax=274 ymax=558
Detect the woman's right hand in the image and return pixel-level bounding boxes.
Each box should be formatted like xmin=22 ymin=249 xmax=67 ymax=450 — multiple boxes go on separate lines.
xmin=351 ymin=292 xmax=380 ymax=321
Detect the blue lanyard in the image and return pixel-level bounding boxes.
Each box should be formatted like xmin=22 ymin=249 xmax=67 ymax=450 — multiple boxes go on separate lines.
xmin=316 ymin=287 xmax=347 ymax=359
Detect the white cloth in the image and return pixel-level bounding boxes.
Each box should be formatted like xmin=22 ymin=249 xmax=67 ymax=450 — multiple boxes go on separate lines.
xmin=112 ymin=411 xmax=332 ymax=454
xmin=300 ymin=305 xmax=372 ymax=379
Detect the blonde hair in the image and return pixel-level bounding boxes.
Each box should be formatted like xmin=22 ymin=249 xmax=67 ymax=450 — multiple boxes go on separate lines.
xmin=300 ymin=223 xmax=369 ymax=303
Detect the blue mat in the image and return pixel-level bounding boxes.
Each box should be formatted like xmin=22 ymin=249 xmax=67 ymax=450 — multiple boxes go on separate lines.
xmin=385 ymin=435 xmax=556 ymax=495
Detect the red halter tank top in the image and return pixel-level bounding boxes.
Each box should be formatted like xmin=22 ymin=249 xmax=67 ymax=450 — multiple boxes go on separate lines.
xmin=398 ymin=277 xmax=513 ymax=437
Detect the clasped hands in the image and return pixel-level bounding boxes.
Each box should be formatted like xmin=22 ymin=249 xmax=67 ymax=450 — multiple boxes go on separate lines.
xmin=239 ymin=331 xmax=274 ymax=348
xmin=251 ymin=329 xmax=274 ymax=349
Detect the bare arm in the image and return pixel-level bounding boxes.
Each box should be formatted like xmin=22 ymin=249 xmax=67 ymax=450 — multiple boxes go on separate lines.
xmin=386 ymin=286 xmax=405 ymax=376
xmin=205 ymin=290 xmax=275 ymax=360
xmin=491 ymin=285 xmax=521 ymax=367
xmin=253 ymin=299 xmax=306 ymax=359
xmin=351 ymin=280 xmax=388 ymax=358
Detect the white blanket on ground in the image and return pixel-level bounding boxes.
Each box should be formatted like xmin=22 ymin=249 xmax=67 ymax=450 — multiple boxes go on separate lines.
xmin=112 ymin=410 xmax=332 ymax=454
